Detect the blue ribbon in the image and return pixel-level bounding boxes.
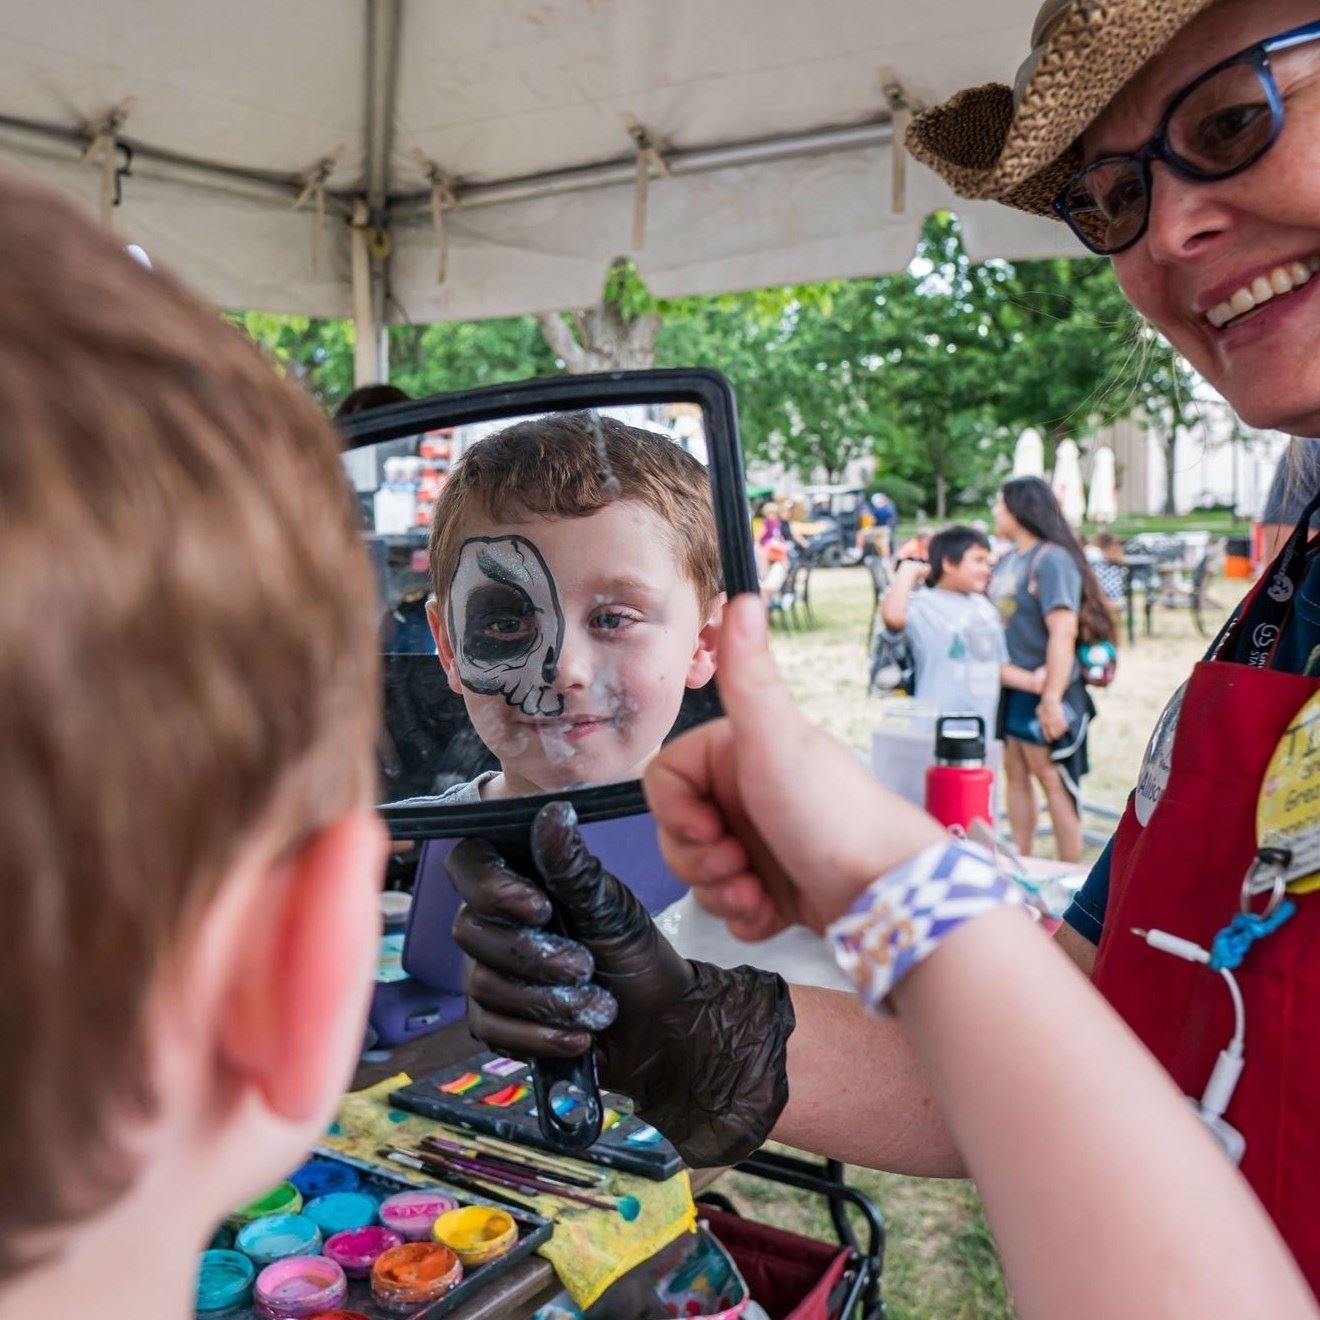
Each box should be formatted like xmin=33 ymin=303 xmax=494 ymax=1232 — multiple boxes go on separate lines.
xmin=1208 ymin=901 xmax=1297 ymax=971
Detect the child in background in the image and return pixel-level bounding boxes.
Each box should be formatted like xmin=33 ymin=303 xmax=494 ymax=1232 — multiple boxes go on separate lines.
xmin=879 ymin=525 xmax=1019 ymax=731
xmin=0 ymin=174 xmax=387 ymax=1318
xmin=425 ymin=413 xmax=723 ymax=801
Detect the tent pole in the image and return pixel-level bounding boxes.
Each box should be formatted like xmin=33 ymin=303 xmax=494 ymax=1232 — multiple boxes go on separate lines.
xmin=350 ymin=199 xmax=383 ymax=385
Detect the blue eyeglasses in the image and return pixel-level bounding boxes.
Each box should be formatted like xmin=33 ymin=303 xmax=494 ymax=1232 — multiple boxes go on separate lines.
xmin=1054 ymin=20 xmax=1320 ymax=256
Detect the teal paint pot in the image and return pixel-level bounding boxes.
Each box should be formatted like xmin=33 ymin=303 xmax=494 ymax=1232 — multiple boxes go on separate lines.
xmin=235 ymin=1213 xmax=322 ymax=1268
xmin=303 ymin=1191 xmax=378 ymax=1236
xmin=195 ymin=1248 xmax=256 ymax=1313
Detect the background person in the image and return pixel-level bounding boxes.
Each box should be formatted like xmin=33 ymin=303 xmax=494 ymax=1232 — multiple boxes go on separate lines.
xmin=990 ymin=476 xmax=1113 ymax=862
xmin=1258 ymin=439 xmax=1320 ymax=563
xmin=879 ymin=524 xmax=1013 ymax=731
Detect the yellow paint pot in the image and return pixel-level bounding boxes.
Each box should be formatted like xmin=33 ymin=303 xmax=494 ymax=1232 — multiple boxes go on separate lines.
xmin=431 ymin=1206 xmax=517 ymax=1268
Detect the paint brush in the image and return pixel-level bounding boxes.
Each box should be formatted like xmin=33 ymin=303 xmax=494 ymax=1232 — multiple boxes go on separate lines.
xmin=380 ymin=1148 xmax=539 ymax=1211
xmin=420 ymin=1134 xmax=601 ymax=1189
xmin=388 ymin=1144 xmax=640 ymax=1221
xmin=459 ymin=1132 xmax=610 ymax=1185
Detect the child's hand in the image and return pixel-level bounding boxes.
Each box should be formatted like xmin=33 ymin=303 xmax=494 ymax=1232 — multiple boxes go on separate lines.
xmin=644 ymin=595 xmax=945 ymax=938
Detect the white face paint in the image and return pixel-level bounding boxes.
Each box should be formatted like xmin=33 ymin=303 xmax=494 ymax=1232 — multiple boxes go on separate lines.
xmin=447 ymin=535 xmax=566 ymax=717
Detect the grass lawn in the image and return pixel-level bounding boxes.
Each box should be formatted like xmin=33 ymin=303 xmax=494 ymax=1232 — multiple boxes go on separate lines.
xmin=704 ymin=563 xmax=1251 ymax=1319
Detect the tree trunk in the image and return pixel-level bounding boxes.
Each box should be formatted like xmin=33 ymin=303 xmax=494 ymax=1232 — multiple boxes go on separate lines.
xmin=1161 ymin=428 xmax=1178 ymax=516
xmin=935 ymin=472 xmax=948 ymax=520
xmin=536 ymin=303 xmax=660 ymax=375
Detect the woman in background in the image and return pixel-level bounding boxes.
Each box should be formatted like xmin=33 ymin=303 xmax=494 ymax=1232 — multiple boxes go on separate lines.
xmin=991 ymin=476 xmax=1114 ymax=860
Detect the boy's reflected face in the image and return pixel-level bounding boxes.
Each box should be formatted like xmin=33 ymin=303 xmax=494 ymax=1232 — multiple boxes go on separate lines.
xmin=433 ymin=500 xmax=719 ymax=798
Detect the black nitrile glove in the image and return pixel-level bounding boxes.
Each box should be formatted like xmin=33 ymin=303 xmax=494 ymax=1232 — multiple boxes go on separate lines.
xmin=449 ymin=801 xmax=795 ymax=1168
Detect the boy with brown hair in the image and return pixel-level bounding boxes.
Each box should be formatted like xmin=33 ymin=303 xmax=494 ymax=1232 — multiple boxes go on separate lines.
xmin=426 ymin=413 xmax=723 ymax=800
xmin=0 ymin=173 xmax=386 ymax=1319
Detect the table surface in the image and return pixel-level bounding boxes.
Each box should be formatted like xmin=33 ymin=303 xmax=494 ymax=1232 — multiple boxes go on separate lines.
xmin=351 ymin=1023 xmax=718 ymax=1320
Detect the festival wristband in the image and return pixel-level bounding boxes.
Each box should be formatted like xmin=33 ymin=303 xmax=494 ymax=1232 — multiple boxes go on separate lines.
xmin=826 ymin=841 xmax=1025 ymax=1016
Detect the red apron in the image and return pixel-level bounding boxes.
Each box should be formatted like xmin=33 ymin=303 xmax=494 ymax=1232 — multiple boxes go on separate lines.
xmin=1093 ymin=569 xmax=1320 ymax=1289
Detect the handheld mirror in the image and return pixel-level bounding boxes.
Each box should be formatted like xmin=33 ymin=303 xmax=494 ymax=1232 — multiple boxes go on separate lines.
xmin=339 ymin=369 xmax=756 ymax=1151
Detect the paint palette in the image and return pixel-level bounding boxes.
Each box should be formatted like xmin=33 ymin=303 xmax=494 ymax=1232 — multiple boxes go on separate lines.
xmin=197 ymin=1155 xmax=550 ymax=1319
xmin=389 ymin=1052 xmax=682 ymax=1181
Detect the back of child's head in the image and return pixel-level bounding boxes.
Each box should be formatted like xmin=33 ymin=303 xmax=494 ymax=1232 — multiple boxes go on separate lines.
xmin=0 ymin=173 xmax=378 ymax=1276
xmin=429 ymin=412 xmax=720 ymax=606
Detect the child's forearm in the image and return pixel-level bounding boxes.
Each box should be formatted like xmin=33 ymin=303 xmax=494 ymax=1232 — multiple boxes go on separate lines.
xmin=999 ymin=664 xmax=1040 ymax=692
xmin=879 ymin=577 xmax=913 ymax=632
xmin=891 ymin=909 xmax=1317 ymax=1320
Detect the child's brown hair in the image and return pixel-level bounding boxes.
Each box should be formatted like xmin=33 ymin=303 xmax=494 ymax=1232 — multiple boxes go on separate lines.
xmin=428 ymin=412 xmax=721 ymax=607
xmin=0 ymin=174 xmax=379 ymax=1276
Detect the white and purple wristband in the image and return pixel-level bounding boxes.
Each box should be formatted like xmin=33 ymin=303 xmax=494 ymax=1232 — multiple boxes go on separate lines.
xmin=826 ymin=841 xmax=1025 ymax=1015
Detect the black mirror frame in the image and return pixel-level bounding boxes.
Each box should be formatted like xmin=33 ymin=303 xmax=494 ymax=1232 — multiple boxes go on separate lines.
xmin=339 ymin=367 xmax=757 ymax=839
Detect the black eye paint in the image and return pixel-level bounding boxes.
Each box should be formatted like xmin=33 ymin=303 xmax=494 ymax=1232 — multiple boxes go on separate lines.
xmin=447 ymin=534 xmax=567 ymax=716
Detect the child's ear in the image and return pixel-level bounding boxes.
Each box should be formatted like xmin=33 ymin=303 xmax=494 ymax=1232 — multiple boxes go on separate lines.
xmin=685 ymin=594 xmax=724 ymax=689
xmin=219 ymin=811 xmax=386 ymax=1125
xmin=427 ymin=597 xmax=464 ymax=696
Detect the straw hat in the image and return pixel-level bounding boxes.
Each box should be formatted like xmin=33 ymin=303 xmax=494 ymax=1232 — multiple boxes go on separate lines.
xmin=907 ymin=0 xmax=1216 ymax=217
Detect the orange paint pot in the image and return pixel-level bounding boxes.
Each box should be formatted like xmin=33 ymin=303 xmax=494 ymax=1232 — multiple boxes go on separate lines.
xmin=431 ymin=1206 xmax=517 ymax=1268
xmin=369 ymin=1241 xmax=463 ymax=1314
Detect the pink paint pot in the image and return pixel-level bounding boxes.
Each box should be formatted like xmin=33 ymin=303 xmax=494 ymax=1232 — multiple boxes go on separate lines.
xmin=377 ymin=1190 xmax=457 ymax=1242
xmin=322 ymin=1225 xmax=405 ymax=1279
xmin=252 ymin=1255 xmax=347 ymax=1319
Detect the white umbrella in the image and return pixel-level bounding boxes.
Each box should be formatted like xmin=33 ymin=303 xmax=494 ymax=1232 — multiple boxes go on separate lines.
xmin=1087 ymin=445 xmax=1118 ymax=525
xmin=1053 ymin=439 xmax=1085 ymax=527
xmin=1013 ymin=428 xmax=1045 ymax=478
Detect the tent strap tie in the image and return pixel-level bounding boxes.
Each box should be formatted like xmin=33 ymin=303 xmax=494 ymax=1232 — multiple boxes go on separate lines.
xmin=81 ymin=98 xmax=135 ymax=225
xmin=413 ymin=153 xmax=457 ymax=284
xmin=293 ymin=154 xmax=339 ymax=274
xmin=626 ymin=119 xmax=670 ymax=251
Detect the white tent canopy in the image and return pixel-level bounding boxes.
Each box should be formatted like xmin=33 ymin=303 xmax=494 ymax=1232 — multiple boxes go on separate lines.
xmin=0 ymin=0 xmax=1074 ymax=376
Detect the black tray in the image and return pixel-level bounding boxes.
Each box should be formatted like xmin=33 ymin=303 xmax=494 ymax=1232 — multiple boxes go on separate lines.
xmin=389 ymin=1050 xmax=682 ymax=1182
xmin=208 ymin=1154 xmax=552 ymax=1320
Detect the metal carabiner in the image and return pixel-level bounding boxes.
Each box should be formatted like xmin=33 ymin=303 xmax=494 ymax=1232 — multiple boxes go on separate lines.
xmin=1240 ymin=847 xmax=1292 ymax=919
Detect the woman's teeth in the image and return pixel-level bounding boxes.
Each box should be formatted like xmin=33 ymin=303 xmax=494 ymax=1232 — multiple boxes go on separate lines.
xmin=1205 ymin=256 xmax=1320 ymax=329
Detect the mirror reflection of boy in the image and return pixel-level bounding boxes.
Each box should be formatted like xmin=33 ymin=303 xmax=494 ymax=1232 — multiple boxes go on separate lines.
xmin=0 ymin=174 xmax=387 ymax=1317
xmin=424 ymin=413 xmax=723 ymax=802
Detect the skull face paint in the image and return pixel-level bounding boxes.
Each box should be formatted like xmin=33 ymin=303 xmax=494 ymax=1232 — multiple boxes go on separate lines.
xmin=447 ymin=535 xmax=566 ymax=717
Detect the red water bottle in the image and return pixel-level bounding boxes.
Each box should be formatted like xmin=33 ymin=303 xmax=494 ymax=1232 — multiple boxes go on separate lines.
xmin=925 ymin=715 xmax=994 ymax=832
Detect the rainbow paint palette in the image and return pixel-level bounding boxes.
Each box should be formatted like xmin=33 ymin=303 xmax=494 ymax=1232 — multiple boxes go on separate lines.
xmin=197 ymin=1155 xmax=549 ymax=1319
xmin=388 ymin=1051 xmax=681 ymax=1181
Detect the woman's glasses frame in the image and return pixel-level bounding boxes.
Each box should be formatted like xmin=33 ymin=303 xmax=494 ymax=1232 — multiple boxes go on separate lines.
xmin=1053 ymin=19 xmax=1320 ymax=256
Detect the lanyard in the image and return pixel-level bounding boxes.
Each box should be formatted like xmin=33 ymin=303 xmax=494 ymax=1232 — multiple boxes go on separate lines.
xmin=1219 ymin=485 xmax=1320 ymax=668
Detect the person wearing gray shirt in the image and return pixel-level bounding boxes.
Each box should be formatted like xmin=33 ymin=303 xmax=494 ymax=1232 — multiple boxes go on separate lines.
xmin=881 ymin=526 xmax=1017 ymax=732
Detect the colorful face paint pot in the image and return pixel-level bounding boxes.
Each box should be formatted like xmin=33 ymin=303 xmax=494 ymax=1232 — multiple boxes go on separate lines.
xmin=229 ymin=1181 xmax=304 ymax=1228
xmin=236 ymin=1213 xmax=323 ymax=1268
xmin=431 ymin=1206 xmax=518 ymax=1268
xmin=253 ymin=1255 xmax=347 ymax=1319
xmin=302 ymin=1312 xmax=371 ymax=1320
xmin=302 ymin=1191 xmax=378 ymax=1236
xmin=322 ymin=1225 xmax=404 ymax=1278
xmin=377 ymin=1190 xmax=458 ymax=1242
xmin=370 ymin=1241 xmax=463 ymax=1313
xmin=196 ymin=1248 xmax=256 ymax=1313
xmin=289 ymin=1159 xmax=360 ymax=1201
